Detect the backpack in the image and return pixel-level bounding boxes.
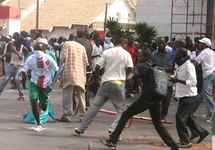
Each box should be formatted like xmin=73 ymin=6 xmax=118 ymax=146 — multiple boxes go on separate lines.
xmin=146 ymin=62 xmax=168 ymax=98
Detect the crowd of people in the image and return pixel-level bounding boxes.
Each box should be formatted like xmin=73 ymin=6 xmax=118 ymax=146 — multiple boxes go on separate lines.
xmin=0 ymin=30 xmax=214 ymax=150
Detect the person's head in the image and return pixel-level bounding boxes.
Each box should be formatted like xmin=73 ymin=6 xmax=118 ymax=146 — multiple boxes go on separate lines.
xmin=39 ymin=38 xmax=48 ymax=49
xmin=14 ymin=36 xmax=24 ymax=46
xmin=127 ymin=36 xmax=134 ymax=46
xmin=106 ymin=32 xmax=112 ymax=38
xmin=198 ymin=38 xmax=212 ymax=50
xmin=49 ymin=38 xmax=55 ymax=46
xmin=77 ymin=30 xmax=85 ymax=38
xmin=33 ymin=42 xmax=46 ymax=59
xmin=95 ymin=36 xmax=101 ymax=47
xmin=174 ymin=39 xmax=186 ymax=48
xmin=174 ymin=47 xmax=187 ymax=60
xmin=68 ymin=33 xmax=77 ymax=41
xmin=156 ymin=36 xmax=166 ymax=51
xmin=138 ymin=50 xmax=152 ymax=63
xmin=5 ymin=36 xmax=10 ymax=43
xmin=12 ymin=32 xmax=20 ymax=40
xmin=85 ymin=31 xmax=90 ymax=40
xmin=121 ymin=32 xmax=126 ymax=39
xmin=20 ymin=30 xmax=27 ymax=38
xmin=57 ymin=37 xmax=64 ymax=44
xmin=186 ymin=42 xmax=195 ymax=51
xmin=35 ymin=32 xmax=42 ymax=38
xmin=143 ymin=42 xmax=149 ymax=50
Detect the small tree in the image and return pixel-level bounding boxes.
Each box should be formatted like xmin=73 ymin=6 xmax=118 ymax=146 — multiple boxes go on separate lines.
xmin=106 ymin=17 xmax=123 ymax=36
xmin=135 ymin=22 xmax=157 ymax=43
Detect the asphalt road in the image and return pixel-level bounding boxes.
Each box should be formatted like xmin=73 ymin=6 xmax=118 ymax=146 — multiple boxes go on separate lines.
xmin=0 ymin=77 xmax=212 ymax=150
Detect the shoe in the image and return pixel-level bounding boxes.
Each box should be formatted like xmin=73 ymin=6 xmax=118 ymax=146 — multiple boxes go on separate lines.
xmin=197 ymin=130 xmax=209 ymax=143
xmin=125 ymin=95 xmax=134 ymax=99
xmin=175 ymin=139 xmax=181 ymax=144
xmin=100 ymin=139 xmax=116 ymax=150
xmin=34 ymin=125 xmax=42 ymax=132
xmin=74 ymin=128 xmax=82 ymax=136
xmin=169 ymin=147 xmax=181 ymax=150
xmin=190 ymin=134 xmax=199 ymax=140
xmin=179 ymin=143 xmax=192 ymax=148
xmin=56 ymin=117 xmax=70 ymax=122
xmin=190 ymin=114 xmax=197 ymax=118
xmin=203 ymin=114 xmax=212 ymax=118
xmin=206 ymin=119 xmax=212 ymax=123
xmin=16 ymin=96 xmax=25 ymax=101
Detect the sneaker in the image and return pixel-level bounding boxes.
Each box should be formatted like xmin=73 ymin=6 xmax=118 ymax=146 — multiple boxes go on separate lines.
xmin=74 ymin=128 xmax=82 ymax=136
xmin=206 ymin=119 xmax=212 ymax=123
xmin=16 ymin=96 xmax=25 ymax=101
xmin=100 ymin=139 xmax=116 ymax=150
xmin=203 ymin=114 xmax=212 ymax=118
xmin=34 ymin=125 xmax=42 ymax=132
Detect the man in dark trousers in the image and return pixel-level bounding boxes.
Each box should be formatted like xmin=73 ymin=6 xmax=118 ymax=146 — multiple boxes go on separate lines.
xmin=76 ymin=29 xmax=93 ymax=107
xmin=101 ymin=50 xmax=180 ymax=150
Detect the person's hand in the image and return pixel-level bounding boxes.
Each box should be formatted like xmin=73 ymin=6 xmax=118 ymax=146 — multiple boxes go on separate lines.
xmin=46 ymin=83 xmax=54 ymax=93
xmin=18 ymin=73 xmax=23 ymax=81
xmin=168 ymin=75 xmax=178 ymax=83
xmin=18 ymin=53 xmax=23 ymax=60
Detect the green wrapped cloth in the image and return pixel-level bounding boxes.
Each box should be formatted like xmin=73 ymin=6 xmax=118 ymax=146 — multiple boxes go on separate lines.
xmin=23 ymin=101 xmax=56 ymax=124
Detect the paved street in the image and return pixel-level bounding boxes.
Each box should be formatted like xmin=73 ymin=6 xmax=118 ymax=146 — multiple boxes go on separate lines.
xmin=0 ymin=77 xmax=212 ymax=150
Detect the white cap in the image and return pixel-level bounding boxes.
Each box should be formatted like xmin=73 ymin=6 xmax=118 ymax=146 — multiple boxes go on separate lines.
xmin=6 ymin=36 xmax=10 ymax=39
xmin=39 ymin=38 xmax=48 ymax=46
xmin=199 ymin=38 xmax=212 ymax=47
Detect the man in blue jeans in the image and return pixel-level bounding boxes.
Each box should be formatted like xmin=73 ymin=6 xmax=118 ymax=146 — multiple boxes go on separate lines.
xmin=194 ymin=38 xmax=215 ymax=122
xmin=74 ymin=36 xmax=133 ymax=135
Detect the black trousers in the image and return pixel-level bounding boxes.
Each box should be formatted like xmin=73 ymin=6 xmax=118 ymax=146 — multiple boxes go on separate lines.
xmin=176 ymin=96 xmax=206 ymax=144
xmin=110 ymin=94 xmax=179 ymax=150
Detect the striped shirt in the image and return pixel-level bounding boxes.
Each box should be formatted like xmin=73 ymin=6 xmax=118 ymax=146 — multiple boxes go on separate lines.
xmin=21 ymin=54 xmax=58 ymax=88
xmin=60 ymin=41 xmax=89 ymax=90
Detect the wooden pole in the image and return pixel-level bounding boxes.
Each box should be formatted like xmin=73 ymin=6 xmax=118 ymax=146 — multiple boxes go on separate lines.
xmin=212 ymin=0 xmax=215 ymax=41
xmin=36 ymin=0 xmax=39 ymax=31
xmin=104 ymin=3 xmax=108 ymax=37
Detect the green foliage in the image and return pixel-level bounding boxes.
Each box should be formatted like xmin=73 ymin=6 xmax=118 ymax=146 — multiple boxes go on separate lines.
xmin=106 ymin=17 xmax=134 ymax=37
xmin=135 ymin=22 xmax=157 ymax=43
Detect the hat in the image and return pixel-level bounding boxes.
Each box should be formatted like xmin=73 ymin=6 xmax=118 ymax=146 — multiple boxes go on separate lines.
xmin=39 ymin=38 xmax=48 ymax=45
xmin=6 ymin=35 xmax=10 ymax=39
xmin=199 ymin=38 xmax=212 ymax=47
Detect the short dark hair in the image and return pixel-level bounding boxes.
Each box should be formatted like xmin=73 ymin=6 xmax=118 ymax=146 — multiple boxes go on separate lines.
xmin=140 ymin=50 xmax=152 ymax=59
xmin=177 ymin=47 xmax=187 ymax=57
xmin=114 ymin=36 xmax=123 ymax=46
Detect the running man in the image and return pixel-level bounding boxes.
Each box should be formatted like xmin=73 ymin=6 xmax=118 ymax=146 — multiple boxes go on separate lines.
xmin=19 ymin=42 xmax=59 ymax=132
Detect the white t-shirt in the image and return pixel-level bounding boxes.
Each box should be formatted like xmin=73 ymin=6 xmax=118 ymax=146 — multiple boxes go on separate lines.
xmin=21 ymin=54 xmax=59 ymax=88
xmin=97 ymin=46 xmax=133 ymax=84
xmin=195 ymin=48 xmax=215 ymax=78
xmin=92 ymin=44 xmax=103 ymax=71
xmin=174 ymin=60 xmax=197 ymax=98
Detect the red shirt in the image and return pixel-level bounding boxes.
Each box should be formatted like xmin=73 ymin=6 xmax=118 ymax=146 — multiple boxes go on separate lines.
xmin=126 ymin=44 xmax=137 ymax=60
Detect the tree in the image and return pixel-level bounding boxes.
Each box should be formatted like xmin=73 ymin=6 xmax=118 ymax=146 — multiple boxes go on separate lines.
xmin=106 ymin=17 xmax=134 ymax=37
xmin=135 ymin=22 xmax=157 ymax=43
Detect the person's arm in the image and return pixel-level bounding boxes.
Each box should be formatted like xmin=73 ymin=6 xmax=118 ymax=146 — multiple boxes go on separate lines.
xmin=164 ymin=67 xmax=174 ymax=74
xmin=46 ymin=70 xmax=59 ymax=93
xmin=126 ymin=69 xmax=135 ymax=94
xmin=194 ymin=61 xmax=201 ymax=68
xmin=169 ymin=76 xmax=186 ymax=85
xmin=91 ymin=54 xmax=101 ymax=58
xmin=22 ymin=46 xmax=29 ymax=56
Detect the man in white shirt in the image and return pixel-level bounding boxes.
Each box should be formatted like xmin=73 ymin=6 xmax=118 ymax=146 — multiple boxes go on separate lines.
xmin=74 ymin=36 xmax=133 ymax=136
xmin=194 ymin=38 xmax=215 ymax=121
xmin=169 ymin=47 xmax=209 ymax=148
xmin=20 ymin=42 xmax=59 ymax=132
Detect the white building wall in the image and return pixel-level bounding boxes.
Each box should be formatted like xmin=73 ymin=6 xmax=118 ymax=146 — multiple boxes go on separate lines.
xmin=137 ymin=0 xmax=207 ymax=39
xmin=94 ymin=0 xmax=136 ymax=24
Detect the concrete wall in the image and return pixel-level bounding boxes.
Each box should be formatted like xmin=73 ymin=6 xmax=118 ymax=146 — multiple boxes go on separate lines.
xmin=137 ymin=0 xmax=207 ymax=39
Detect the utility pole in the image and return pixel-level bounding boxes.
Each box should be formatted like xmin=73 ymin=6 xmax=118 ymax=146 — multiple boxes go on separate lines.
xmin=212 ymin=0 xmax=215 ymax=41
xmin=36 ymin=0 xmax=39 ymax=31
xmin=104 ymin=3 xmax=108 ymax=37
